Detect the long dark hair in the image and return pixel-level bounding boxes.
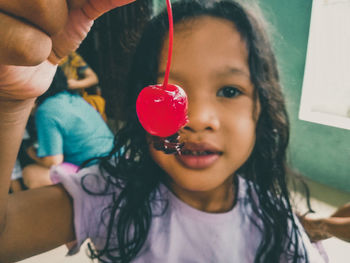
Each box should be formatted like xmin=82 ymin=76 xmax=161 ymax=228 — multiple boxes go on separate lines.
xmin=85 ymin=1 xmax=309 ymax=262
xmin=36 ymin=67 xmax=77 ymax=106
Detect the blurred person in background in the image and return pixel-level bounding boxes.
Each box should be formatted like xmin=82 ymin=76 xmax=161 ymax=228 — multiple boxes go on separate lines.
xmin=22 ymin=68 xmax=115 ymax=189
xmin=59 ymin=51 xmax=107 ymax=120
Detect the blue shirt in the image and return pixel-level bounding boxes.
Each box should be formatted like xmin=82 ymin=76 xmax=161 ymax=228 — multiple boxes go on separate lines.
xmin=36 ymin=91 xmax=114 ymax=166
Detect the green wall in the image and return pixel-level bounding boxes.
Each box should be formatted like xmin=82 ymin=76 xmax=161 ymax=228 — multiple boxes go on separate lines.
xmin=153 ymin=0 xmax=350 ymax=192
xmin=260 ymin=0 xmax=350 ymax=193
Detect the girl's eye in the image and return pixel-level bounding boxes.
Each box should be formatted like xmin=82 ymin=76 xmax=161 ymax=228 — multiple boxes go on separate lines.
xmin=217 ymin=86 xmax=242 ymax=98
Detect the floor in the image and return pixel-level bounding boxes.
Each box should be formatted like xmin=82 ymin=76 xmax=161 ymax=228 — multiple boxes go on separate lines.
xmin=17 ymin=178 xmax=350 ymax=263
xmin=16 ymin=242 xmax=92 ymax=263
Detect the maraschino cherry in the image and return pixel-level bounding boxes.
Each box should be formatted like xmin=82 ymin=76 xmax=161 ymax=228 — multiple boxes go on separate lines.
xmin=136 ymin=0 xmax=188 ymax=152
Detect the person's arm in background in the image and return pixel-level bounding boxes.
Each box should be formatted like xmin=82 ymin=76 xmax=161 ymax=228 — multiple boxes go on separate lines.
xmin=25 ymin=105 xmax=66 ymax=169
xmin=0 ymin=0 xmax=135 ymax=261
xmin=26 ymin=146 xmax=64 ymax=168
xmin=320 ymin=216 xmax=350 ymax=242
xmin=322 ymin=203 xmax=350 ymax=242
xmin=331 ymin=203 xmax=350 ymax=217
xmin=67 ymin=67 xmax=99 ymax=89
xmin=300 ymin=203 xmax=350 ymax=242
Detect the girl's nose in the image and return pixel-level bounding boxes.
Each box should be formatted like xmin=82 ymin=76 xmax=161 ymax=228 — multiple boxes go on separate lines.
xmin=183 ymin=100 xmax=220 ymax=133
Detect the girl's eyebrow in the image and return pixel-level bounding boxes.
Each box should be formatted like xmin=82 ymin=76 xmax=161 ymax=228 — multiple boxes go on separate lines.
xmin=213 ymin=66 xmax=250 ymax=79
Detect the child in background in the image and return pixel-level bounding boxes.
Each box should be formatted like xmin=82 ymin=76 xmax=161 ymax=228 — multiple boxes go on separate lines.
xmin=59 ymin=51 xmax=108 ymax=120
xmin=0 ymin=0 xmax=326 ymax=263
xmin=22 ymin=68 xmax=114 ymax=189
xmin=59 ymin=51 xmax=99 ymax=92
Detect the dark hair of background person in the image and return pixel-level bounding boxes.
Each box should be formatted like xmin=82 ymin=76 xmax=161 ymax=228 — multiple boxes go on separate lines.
xmin=77 ymin=0 xmax=153 ymax=122
xmin=83 ymin=1 xmax=311 ymax=262
xmin=35 ymin=67 xmax=78 ymax=106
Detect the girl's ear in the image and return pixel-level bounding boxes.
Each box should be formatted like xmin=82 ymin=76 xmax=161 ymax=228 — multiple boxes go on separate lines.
xmin=253 ymin=97 xmax=261 ymax=123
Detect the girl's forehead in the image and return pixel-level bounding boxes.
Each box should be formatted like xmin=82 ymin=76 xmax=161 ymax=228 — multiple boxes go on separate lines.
xmin=159 ymin=16 xmax=250 ymax=78
xmin=174 ymin=16 xmax=242 ymax=39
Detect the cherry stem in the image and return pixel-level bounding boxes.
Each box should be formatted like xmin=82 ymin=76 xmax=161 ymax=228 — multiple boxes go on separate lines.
xmin=162 ymin=0 xmax=173 ymax=88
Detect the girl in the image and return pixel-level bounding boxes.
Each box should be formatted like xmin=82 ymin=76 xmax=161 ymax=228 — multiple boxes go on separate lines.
xmin=0 ymin=0 xmax=326 ymax=263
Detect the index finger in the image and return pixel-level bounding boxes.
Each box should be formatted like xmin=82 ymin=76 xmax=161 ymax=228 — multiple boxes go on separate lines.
xmin=83 ymin=0 xmax=136 ymax=20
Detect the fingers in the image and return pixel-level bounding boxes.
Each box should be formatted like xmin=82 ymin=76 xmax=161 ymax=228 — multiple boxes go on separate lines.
xmin=67 ymin=0 xmax=87 ymax=9
xmin=82 ymin=0 xmax=136 ymax=20
xmin=0 ymin=12 xmax=52 ymax=66
xmin=48 ymin=0 xmax=136 ymax=64
xmin=48 ymin=9 xmax=93 ymax=64
xmin=0 ymin=61 xmax=57 ymax=100
xmin=0 ymin=0 xmax=68 ymax=36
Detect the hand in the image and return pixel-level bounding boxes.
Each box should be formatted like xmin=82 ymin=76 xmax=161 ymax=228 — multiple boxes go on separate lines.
xmin=299 ymin=216 xmax=332 ymax=242
xmin=67 ymin=79 xmax=82 ymax=89
xmin=0 ymin=0 xmax=135 ymax=66
xmin=48 ymin=0 xmax=136 ymax=64
xmin=0 ymin=62 xmax=57 ymax=101
xmin=0 ymin=0 xmax=69 ymax=66
xmin=0 ymin=0 xmax=136 ymax=100
xmin=26 ymin=145 xmax=37 ymax=161
xmin=0 ymin=11 xmax=52 ymax=66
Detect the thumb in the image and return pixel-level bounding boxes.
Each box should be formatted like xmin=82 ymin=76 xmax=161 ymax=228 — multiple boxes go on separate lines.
xmin=82 ymin=0 xmax=136 ymax=20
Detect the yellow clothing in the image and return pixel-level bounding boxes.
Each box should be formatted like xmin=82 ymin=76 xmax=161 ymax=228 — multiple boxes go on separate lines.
xmin=60 ymin=52 xmax=107 ymax=121
xmin=82 ymin=92 xmax=107 ymax=122
xmin=59 ymin=52 xmax=88 ymax=80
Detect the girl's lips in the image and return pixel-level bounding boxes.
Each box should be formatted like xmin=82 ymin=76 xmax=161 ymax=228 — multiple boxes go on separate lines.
xmin=175 ymin=142 xmax=222 ymax=169
xmin=176 ymin=153 xmax=221 ymax=169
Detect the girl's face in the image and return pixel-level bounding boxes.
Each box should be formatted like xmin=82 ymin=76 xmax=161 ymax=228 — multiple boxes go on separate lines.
xmin=149 ymin=16 xmax=259 ymax=208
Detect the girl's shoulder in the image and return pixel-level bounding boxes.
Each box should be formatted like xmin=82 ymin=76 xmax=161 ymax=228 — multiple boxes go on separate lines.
xmin=50 ymin=164 xmax=120 ymax=254
xmin=50 ymin=164 xmax=120 ymax=197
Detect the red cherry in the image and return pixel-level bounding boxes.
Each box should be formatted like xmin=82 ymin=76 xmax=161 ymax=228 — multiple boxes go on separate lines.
xmin=136 ymin=84 xmax=188 ymax=138
xmin=136 ymin=0 xmax=188 ymax=139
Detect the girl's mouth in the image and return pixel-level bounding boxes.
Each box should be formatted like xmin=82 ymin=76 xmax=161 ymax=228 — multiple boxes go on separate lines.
xmin=176 ymin=144 xmax=222 ymax=169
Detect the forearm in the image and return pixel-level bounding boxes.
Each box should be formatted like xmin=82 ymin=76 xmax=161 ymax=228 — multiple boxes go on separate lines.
xmin=0 ymin=185 xmax=75 ymax=262
xmin=0 ymin=60 xmax=57 ymax=234
xmin=0 ymin=99 xmax=34 ymax=233
xmin=331 ymin=203 xmax=350 ymax=218
xmin=69 ymin=78 xmax=98 ymax=90
xmin=323 ymin=217 xmax=350 ymax=242
xmin=32 ymin=156 xmax=62 ymax=169
xmin=28 ymin=154 xmax=50 ymax=169
xmin=27 ymin=146 xmax=64 ymax=168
